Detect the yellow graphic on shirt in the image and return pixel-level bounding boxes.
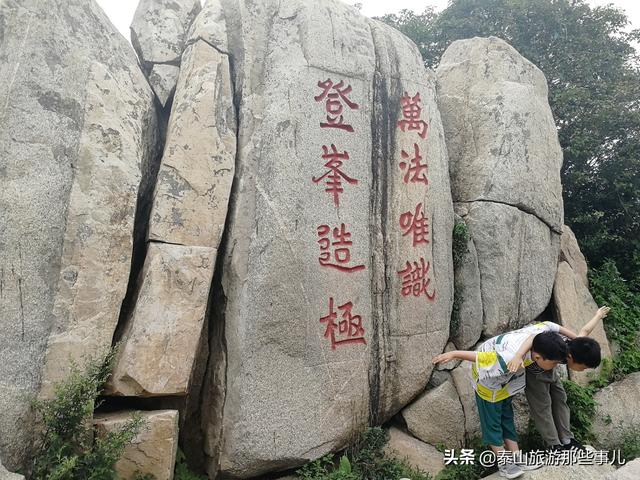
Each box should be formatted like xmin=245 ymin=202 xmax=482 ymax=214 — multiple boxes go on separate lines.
xmin=477 ymin=351 xmax=498 ymax=369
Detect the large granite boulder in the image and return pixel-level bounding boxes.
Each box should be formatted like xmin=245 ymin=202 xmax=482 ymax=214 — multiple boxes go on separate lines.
xmin=402 ymin=376 xmax=465 ymax=447
xmin=0 ymin=461 xmax=24 ymax=480
xmin=607 ymin=458 xmax=640 ymax=480
xmin=437 ymin=36 xmax=563 ymax=231
xmin=108 ymin=37 xmax=236 ymax=398
xmin=553 ymin=261 xmax=611 ymax=385
xmin=593 ymin=372 xmax=640 ymax=448
xmin=0 ymin=0 xmax=157 ymax=469
xmin=450 ymin=359 xmax=481 ymax=439
xmin=94 ymin=410 xmax=179 ymax=480
xmin=383 ymin=427 xmax=445 ymax=478
xmin=560 ymin=225 xmax=589 ymax=287
xmin=107 ymin=244 xmax=216 ymax=396
xmin=190 ymin=1 xmax=454 ymax=477
xmin=131 ymin=0 xmax=201 ymax=105
xmin=457 ymin=201 xmax=559 ymax=335
xmin=437 ymin=37 xmax=563 ymax=337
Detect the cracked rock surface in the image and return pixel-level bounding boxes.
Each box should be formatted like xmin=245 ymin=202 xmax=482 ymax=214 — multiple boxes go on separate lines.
xmin=94 ymin=410 xmax=179 ymax=480
xmin=192 ymin=0 xmax=454 ymax=477
xmin=437 ymin=37 xmax=563 ymax=337
xmin=0 ymin=0 xmax=157 ymax=470
xmin=131 ymin=0 xmax=202 ymax=105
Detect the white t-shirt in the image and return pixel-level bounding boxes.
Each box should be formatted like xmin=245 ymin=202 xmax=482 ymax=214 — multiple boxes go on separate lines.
xmin=472 ymin=321 xmax=561 ymax=402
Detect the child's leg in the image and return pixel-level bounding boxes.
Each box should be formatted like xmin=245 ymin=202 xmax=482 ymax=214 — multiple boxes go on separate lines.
xmin=525 ymin=368 xmax=562 ymax=446
xmin=500 ymin=397 xmax=519 ymax=452
xmin=504 ymin=396 xmax=544 ymax=472
xmin=549 ymin=370 xmax=574 ymax=444
xmin=475 ymin=393 xmax=508 ymax=451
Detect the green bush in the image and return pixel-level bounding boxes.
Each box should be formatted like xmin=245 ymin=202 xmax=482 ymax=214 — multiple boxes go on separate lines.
xmin=296 ymin=427 xmax=432 ymax=480
xmin=589 ymin=260 xmax=640 ymax=380
xmin=452 ymin=221 xmax=470 ymax=270
xmin=30 ymin=348 xmax=146 ymax=480
xmin=562 ymin=380 xmax=597 ymax=444
xmin=174 ymin=450 xmax=207 ymax=480
xmin=615 ymin=428 xmax=640 ymax=463
xmin=451 ymin=220 xmax=471 ymax=335
xmin=557 ymin=260 xmax=640 ymax=449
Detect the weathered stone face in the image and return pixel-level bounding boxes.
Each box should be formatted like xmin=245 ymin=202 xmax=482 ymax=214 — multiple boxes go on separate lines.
xmin=94 ymin=410 xmax=179 ymax=480
xmin=450 ymin=352 xmax=481 ymax=440
xmin=437 ymin=36 xmax=563 ymax=232
xmin=0 ymin=461 xmax=24 ymax=480
xmin=559 ymin=225 xmax=589 ymax=287
xmin=463 ymin=201 xmax=560 ymax=336
xmin=437 ymin=36 xmax=563 ymax=338
xmin=608 ymin=458 xmax=640 ymax=480
xmin=190 ymin=0 xmax=454 ymax=477
xmin=383 ymin=427 xmax=445 ymax=478
xmin=107 ymin=244 xmax=216 ymax=396
xmin=402 ymin=375 xmax=465 ymax=447
xmin=131 ymin=0 xmax=201 ymax=105
xmin=148 ymin=39 xmax=236 ymax=247
xmin=108 ymin=17 xmax=236 ymax=407
xmin=0 ymin=0 xmax=157 ymax=469
xmin=593 ymin=372 xmax=640 ymax=448
xmin=553 ymin=261 xmax=611 ymax=385
xmin=132 ymin=0 xmax=201 ymax=65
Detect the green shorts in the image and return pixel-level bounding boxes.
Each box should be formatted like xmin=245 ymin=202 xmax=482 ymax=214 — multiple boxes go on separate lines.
xmin=475 ymin=393 xmax=518 ymax=447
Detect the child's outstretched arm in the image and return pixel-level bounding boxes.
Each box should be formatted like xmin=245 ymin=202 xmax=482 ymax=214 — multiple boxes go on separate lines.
xmin=578 ymin=305 xmax=610 ymax=337
xmin=506 ymin=334 xmax=535 ymax=372
xmin=432 ymin=350 xmax=477 ymax=364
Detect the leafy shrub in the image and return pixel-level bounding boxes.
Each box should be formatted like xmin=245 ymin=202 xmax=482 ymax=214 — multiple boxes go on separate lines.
xmin=589 ymin=260 xmax=640 ymax=380
xmin=174 ymin=449 xmax=207 ymax=480
xmin=615 ymin=427 xmax=640 ymax=463
xmin=562 ymin=380 xmax=597 ymax=444
xmin=451 ymin=219 xmax=471 ymax=335
xmin=452 ymin=221 xmax=470 ymax=270
xmin=296 ymin=427 xmax=432 ymax=480
xmin=30 ymin=348 xmax=146 ymax=480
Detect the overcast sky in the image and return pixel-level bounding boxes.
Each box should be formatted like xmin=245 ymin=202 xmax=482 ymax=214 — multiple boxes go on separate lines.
xmin=97 ymin=0 xmax=639 ymax=45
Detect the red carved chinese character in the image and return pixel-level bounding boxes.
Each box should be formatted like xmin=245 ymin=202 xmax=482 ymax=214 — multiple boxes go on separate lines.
xmin=312 ymin=144 xmax=358 ymax=207
xmin=399 ymin=203 xmax=430 ymax=247
xmin=399 ymin=143 xmax=428 ymax=185
xmin=317 ymin=224 xmax=366 ymax=273
xmin=397 ymin=92 xmax=428 ymax=138
xmin=320 ymin=297 xmax=367 ymax=349
xmin=314 ymin=79 xmax=359 ymax=132
xmin=397 ymin=257 xmax=436 ymax=300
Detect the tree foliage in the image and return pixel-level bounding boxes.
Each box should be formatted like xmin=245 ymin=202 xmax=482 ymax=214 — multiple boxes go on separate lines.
xmin=380 ymin=0 xmax=640 ymax=287
xmin=30 ymin=349 xmax=145 ymax=480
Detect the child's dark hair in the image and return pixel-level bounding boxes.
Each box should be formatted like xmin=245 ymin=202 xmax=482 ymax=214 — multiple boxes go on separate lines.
xmin=532 ymin=331 xmax=568 ymax=361
xmin=567 ymin=337 xmax=601 ymax=368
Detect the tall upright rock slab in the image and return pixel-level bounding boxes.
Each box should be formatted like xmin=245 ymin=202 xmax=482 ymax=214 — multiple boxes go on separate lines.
xmin=553 ymin=261 xmax=611 ymax=385
xmin=437 ymin=37 xmax=563 ymax=336
xmin=190 ymin=1 xmax=454 ymax=477
xmin=108 ymin=37 xmax=236 ymax=399
xmin=0 ymin=0 xmax=157 ymax=469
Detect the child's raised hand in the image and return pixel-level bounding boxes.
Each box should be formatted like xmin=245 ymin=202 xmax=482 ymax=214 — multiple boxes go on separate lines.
xmin=597 ymin=306 xmax=610 ymax=319
xmin=432 ymin=352 xmax=455 ymax=364
xmin=506 ymin=356 xmax=524 ymax=373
